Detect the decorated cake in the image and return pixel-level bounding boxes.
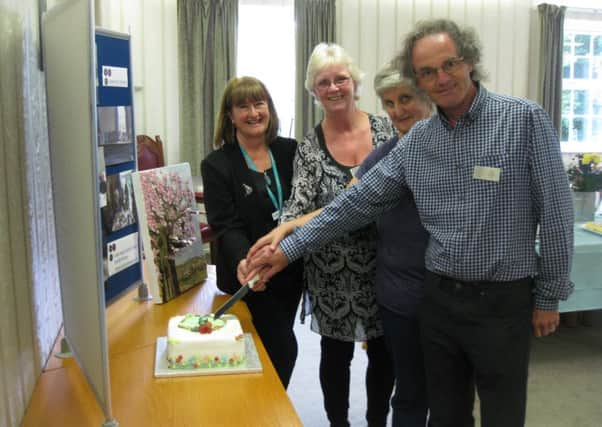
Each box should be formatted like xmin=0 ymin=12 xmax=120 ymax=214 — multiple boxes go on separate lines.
xmin=167 ymin=314 xmax=246 ymax=369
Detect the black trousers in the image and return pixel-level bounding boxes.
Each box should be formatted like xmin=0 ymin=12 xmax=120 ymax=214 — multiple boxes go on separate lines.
xmin=420 ymin=271 xmax=533 ymax=427
xmin=379 ymin=304 xmax=429 ymax=427
xmin=246 ymin=288 xmax=301 ymax=389
xmin=319 ymin=335 xmax=394 ymax=427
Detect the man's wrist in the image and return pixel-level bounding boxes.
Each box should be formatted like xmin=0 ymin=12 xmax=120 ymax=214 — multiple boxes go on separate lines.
xmin=280 ymin=234 xmax=303 ymax=263
xmin=534 ymin=294 xmax=559 ymax=311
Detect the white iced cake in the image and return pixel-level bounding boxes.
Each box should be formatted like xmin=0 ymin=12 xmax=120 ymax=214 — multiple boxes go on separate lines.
xmin=167 ymin=314 xmax=245 ymax=369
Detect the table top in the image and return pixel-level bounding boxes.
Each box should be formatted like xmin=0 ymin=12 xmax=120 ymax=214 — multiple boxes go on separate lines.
xmin=22 ymin=272 xmax=302 ymax=427
xmin=559 ymin=224 xmax=602 ymax=313
xmin=575 ymin=223 xmax=602 ymax=251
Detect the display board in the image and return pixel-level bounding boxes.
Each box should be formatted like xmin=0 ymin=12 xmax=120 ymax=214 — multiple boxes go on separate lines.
xmin=95 ymin=29 xmax=142 ymax=301
xmin=42 ymin=0 xmax=115 ymax=424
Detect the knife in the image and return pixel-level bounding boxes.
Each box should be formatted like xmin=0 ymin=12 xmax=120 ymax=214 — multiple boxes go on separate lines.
xmin=213 ymin=274 xmax=260 ymax=319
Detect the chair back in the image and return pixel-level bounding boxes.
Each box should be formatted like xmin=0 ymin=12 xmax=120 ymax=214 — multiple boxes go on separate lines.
xmin=137 ymin=135 xmax=165 ymax=170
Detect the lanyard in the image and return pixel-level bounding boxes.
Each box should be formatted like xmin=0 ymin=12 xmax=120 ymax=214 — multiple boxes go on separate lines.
xmin=239 ymin=144 xmax=283 ymax=221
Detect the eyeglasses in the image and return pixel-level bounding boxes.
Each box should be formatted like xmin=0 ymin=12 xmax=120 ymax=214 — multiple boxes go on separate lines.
xmin=415 ymin=57 xmax=465 ymax=82
xmin=315 ymin=76 xmax=351 ymax=92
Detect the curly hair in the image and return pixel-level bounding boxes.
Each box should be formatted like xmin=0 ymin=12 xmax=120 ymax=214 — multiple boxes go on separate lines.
xmin=395 ymin=19 xmax=487 ymax=84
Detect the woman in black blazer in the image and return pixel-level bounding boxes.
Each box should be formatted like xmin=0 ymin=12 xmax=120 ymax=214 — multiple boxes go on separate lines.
xmin=201 ymin=77 xmax=303 ymax=388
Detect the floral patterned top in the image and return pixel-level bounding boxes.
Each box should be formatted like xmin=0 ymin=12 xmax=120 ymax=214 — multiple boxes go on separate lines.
xmin=282 ymin=114 xmax=394 ymax=341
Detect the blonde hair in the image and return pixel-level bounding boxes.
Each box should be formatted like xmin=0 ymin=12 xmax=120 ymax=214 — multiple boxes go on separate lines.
xmin=304 ymin=43 xmax=364 ymax=101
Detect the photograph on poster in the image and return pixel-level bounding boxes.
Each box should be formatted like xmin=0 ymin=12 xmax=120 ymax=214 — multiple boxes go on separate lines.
xmin=97 ymin=105 xmax=133 ymax=145
xmin=132 ymin=163 xmax=207 ymax=303
xmin=102 ymin=170 xmax=137 ymax=233
xmin=98 ymin=146 xmax=107 ymax=208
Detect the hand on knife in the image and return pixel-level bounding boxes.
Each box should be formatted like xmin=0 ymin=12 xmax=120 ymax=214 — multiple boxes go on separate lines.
xmin=238 ymin=258 xmax=271 ymax=291
xmin=213 ymin=274 xmax=261 ymax=319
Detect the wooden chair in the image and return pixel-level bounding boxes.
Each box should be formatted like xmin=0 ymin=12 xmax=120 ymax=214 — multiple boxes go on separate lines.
xmin=136 ymin=135 xmax=165 ymax=170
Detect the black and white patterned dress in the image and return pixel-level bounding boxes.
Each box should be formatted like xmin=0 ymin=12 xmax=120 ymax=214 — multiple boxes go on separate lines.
xmin=282 ymin=114 xmax=394 ymax=341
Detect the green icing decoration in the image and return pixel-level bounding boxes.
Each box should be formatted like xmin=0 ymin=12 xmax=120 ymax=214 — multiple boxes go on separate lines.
xmin=178 ymin=314 xmax=226 ymax=332
xmin=178 ymin=314 xmax=201 ymax=331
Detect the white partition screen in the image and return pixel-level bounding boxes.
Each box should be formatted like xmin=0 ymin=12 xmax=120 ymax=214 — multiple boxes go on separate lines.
xmin=43 ymin=0 xmax=114 ymax=423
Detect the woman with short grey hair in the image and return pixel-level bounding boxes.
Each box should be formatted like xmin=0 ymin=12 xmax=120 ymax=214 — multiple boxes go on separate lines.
xmin=286 ymin=42 xmax=395 ymax=427
xmin=355 ymin=61 xmax=433 ymax=426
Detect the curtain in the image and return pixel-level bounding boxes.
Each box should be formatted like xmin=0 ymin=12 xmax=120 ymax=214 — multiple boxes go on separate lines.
xmin=177 ymin=0 xmax=238 ymax=175
xmin=538 ymin=3 xmax=566 ymax=133
xmin=294 ymin=0 xmax=335 ymax=141
xmin=2 ymin=2 xmax=62 ymax=426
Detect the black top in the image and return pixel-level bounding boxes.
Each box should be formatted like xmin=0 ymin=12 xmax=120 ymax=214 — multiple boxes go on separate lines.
xmin=201 ymin=136 xmax=303 ymax=297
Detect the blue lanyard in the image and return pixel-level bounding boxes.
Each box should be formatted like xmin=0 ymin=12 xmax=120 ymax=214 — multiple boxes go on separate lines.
xmin=239 ymin=144 xmax=283 ymax=221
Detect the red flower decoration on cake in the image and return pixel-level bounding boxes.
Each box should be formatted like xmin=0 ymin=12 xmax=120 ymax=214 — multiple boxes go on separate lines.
xmin=198 ymin=322 xmax=213 ymax=334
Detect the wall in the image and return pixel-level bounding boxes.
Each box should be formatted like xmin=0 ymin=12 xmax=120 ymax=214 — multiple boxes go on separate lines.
xmin=96 ymin=0 xmax=600 ymax=162
xmin=95 ymin=0 xmax=180 ymax=164
xmin=336 ymin=0 xmax=534 ymax=114
xmin=0 ymin=0 xmax=63 ymax=425
xmin=98 ymin=0 xmax=543 ymax=160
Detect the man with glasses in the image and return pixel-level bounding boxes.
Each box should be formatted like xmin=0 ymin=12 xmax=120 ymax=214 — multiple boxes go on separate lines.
xmin=247 ymin=19 xmax=574 ymax=427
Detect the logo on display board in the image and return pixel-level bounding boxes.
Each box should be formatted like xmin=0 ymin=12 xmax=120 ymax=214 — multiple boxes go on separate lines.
xmin=102 ymin=65 xmax=129 ymax=88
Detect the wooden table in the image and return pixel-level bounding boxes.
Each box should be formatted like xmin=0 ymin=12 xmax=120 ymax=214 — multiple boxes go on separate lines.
xmin=22 ymin=276 xmax=302 ymax=426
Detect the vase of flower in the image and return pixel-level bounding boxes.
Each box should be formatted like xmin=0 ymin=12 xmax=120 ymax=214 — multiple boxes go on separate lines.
xmin=567 ymin=153 xmax=602 ymax=222
xmin=572 ymin=191 xmax=597 ymax=223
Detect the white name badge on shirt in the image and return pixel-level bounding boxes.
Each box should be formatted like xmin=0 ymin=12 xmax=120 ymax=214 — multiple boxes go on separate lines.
xmin=473 ymin=166 xmax=501 ymax=182
xmin=272 ymin=210 xmax=281 ymax=221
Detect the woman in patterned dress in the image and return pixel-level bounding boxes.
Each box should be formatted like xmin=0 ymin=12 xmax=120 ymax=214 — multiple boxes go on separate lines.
xmin=284 ymin=43 xmax=394 ymax=427
xmin=249 ymin=60 xmax=435 ymax=426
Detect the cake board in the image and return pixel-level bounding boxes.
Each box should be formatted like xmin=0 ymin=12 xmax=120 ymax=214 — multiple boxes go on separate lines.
xmin=154 ymin=333 xmax=262 ymax=378
xmin=581 ymin=222 xmax=602 ymax=237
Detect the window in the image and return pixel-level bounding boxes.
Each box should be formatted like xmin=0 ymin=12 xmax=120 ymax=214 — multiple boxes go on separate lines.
xmin=561 ymin=10 xmax=602 ymax=152
xmin=237 ymin=0 xmax=296 ymax=137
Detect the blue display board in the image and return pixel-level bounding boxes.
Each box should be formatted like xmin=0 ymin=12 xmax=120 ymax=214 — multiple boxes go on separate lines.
xmin=95 ymin=30 xmax=141 ymax=301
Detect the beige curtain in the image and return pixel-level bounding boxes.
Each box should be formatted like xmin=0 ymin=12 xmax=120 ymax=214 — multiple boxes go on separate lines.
xmin=1 ymin=1 xmax=62 ymax=426
xmin=177 ymin=0 xmax=238 ymax=175
xmin=294 ymin=0 xmax=336 ymax=141
xmin=538 ymin=3 xmax=566 ymax=133
xmin=0 ymin=13 xmax=34 ymax=426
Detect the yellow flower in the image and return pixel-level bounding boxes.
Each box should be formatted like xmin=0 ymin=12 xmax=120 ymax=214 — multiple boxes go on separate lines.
xmin=582 ymin=153 xmax=601 ymax=165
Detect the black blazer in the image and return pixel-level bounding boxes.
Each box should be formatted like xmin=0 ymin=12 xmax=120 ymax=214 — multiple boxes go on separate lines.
xmin=201 ymin=137 xmax=303 ymax=296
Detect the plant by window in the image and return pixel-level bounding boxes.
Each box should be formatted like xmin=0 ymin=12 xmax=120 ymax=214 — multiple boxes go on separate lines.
xmin=567 ymin=153 xmax=602 ymax=191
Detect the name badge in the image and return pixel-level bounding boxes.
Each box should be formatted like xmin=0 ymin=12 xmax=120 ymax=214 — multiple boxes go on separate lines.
xmin=272 ymin=210 xmax=281 ymax=221
xmin=473 ymin=166 xmax=501 ymax=182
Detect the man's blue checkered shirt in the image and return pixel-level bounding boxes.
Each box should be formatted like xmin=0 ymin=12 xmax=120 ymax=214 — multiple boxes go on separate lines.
xmin=281 ymin=85 xmax=574 ymax=310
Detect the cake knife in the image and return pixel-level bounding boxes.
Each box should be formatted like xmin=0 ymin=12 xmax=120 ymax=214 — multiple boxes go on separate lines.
xmin=213 ymin=274 xmax=260 ymax=319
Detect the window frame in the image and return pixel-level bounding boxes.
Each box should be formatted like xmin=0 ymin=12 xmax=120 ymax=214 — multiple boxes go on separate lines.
xmin=560 ymin=10 xmax=602 ymax=153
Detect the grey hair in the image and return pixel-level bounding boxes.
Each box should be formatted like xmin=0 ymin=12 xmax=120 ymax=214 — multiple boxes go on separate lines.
xmin=374 ymin=61 xmax=432 ymax=106
xmin=305 ymin=42 xmax=365 ymax=101
xmin=396 ymin=19 xmax=487 ymax=84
